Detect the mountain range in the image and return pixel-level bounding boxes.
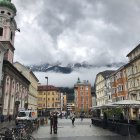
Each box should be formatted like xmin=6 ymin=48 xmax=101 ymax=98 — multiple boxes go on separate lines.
xmin=27 ymin=62 xmax=125 ymax=74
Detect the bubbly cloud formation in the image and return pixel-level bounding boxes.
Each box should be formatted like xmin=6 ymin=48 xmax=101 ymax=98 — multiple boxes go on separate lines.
xmin=13 ymin=0 xmax=140 ymax=66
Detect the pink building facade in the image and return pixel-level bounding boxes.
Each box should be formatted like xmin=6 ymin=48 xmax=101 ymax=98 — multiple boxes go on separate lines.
xmin=0 ymin=0 xmax=30 ymax=118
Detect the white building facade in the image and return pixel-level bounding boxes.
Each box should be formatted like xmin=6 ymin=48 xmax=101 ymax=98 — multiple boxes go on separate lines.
xmin=14 ymin=62 xmax=39 ymax=110
xmin=126 ymin=45 xmax=140 ymax=101
xmin=95 ymin=71 xmax=115 ymax=106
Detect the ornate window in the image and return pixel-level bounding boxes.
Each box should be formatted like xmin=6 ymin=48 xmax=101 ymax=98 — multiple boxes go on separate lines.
xmin=16 ymin=83 xmax=19 ymax=92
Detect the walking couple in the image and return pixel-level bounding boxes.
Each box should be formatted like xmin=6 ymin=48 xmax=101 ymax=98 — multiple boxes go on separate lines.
xmin=49 ymin=111 xmax=58 ymax=134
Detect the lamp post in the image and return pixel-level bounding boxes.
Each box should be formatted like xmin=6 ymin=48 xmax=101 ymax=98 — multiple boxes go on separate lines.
xmin=45 ymin=77 xmax=48 ymax=116
xmin=45 ymin=77 xmax=48 ymax=86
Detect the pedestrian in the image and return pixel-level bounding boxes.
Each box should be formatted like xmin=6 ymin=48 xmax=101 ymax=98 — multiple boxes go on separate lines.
xmin=80 ymin=113 xmax=84 ymax=122
xmin=72 ymin=113 xmax=76 ymax=126
xmin=53 ymin=112 xmax=58 ymax=134
xmin=60 ymin=112 xmax=62 ymax=119
xmin=49 ymin=112 xmax=54 ymax=134
xmin=1 ymin=114 xmax=4 ymax=123
xmin=8 ymin=115 xmax=12 ymax=122
xmin=65 ymin=113 xmax=68 ymax=119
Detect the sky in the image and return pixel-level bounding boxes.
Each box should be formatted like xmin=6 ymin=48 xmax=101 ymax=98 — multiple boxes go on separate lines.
xmin=12 ymin=0 xmax=140 ymax=66
xmin=11 ymin=0 xmax=140 ymax=87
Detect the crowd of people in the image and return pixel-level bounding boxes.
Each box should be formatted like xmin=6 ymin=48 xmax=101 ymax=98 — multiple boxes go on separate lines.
xmin=49 ymin=111 xmax=78 ymax=134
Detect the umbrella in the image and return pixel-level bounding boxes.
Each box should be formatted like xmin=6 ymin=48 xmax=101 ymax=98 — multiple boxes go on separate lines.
xmin=112 ymin=100 xmax=140 ymax=107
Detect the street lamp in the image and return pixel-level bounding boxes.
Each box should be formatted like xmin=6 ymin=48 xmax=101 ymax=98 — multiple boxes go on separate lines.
xmin=45 ymin=76 xmax=48 ymax=116
xmin=45 ymin=77 xmax=48 ymax=86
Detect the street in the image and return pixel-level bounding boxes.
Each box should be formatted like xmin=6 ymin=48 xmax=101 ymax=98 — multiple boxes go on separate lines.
xmin=32 ymin=118 xmax=140 ymax=140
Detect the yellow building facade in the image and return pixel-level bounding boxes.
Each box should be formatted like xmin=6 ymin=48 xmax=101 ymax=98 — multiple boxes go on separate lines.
xmin=37 ymin=85 xmax=61 ymax=115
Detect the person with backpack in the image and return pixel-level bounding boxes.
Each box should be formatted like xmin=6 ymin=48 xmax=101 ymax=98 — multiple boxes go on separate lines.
xmin=71 ymin=113 xmax=76 ymax=126
xmin=53 ymin=112 xmax=58 ymax=134
xmin=49 ymin=112 xmax=54 ymax=134
xmin=0 ymin=114 xmax=4 ymax=123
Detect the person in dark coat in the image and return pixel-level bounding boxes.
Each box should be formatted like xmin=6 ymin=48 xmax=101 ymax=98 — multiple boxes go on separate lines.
xmin=72 ymin=113 xmax=76 ymax=126
xmin=53 ymin=112 xmax=58 ymax=134
xmin=8 ymin=115 xmax=12 ymax=122
xmin=80 ymin=113 xmax=84 ymax=121
xmin=1 ymin=114 xmax=4 ymax=123
xmin=49 ymin=112 xmax=54 ymax=134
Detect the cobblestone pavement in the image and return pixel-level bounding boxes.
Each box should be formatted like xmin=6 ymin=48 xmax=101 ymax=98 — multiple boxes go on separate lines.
xmin=32 ymin=118 xmax=140 ymax=140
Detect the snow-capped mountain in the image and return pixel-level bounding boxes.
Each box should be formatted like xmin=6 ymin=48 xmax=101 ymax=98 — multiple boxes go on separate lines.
xmin=27 ymin=62 xmax=125 ymax=74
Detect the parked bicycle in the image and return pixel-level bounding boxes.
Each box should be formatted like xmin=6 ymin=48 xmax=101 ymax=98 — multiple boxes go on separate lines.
xmin=0 ymin=126 xmax=36 ymax=140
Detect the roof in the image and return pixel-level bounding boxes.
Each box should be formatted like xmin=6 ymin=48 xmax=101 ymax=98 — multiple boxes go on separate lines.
xmin=0 ymin=0 xmax=17 ymax=13
xmin=109 ymin=64 xmax=127 ymax=77
xmin=126 ymin=44 xmax=140 ymax=57
xmin=3 ymin=60 xmax=30 ymax=85
xmin=38 ymin=85 xmax=59 ymax=91
xmin=98 ymin=70 xmax=116 ymax=79
xmin=14 ymin=62 xmax=39 ymax=82
xmin=113 ymin=100 xmax=140 ymax=106
xmin=75 ymin=78 xmax=91 ymax=86
xmin=77 ymin=77 xmax=81 ymax=83
xmin=125 ymin=55 xmax=140 ymax=68
xmin=92 ymin=100 xmax=140 ymax=110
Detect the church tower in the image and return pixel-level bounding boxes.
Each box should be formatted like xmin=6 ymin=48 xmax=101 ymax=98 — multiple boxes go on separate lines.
xmin=0 ymin=0 xmax=17 ymax=63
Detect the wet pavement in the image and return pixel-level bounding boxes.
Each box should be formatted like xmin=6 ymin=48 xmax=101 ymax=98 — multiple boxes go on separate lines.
xmin=32 ymin=118 xmax=140 ymax=140
xmin=0 ymin=121 xmax=15 ymax=129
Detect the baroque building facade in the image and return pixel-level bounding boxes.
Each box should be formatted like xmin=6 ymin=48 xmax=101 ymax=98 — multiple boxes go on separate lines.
xmin=74 ymin=78 xmax=92 ymax=113
xmin=93 ymin=45 xmax=140 ymax=120
xmin=0 ymin=0 xmax=30 ymax=118
xmin=95 ymin=71 xmax=115 ymax=106
xmin=0 ymin=42 xmax=6 ymax=103
xmin=110 ymin=66 xmax=128 ymax=102
xmin=2 ymin=60 xmax=30 ymax=116
xmin=126 ymin=45 xmax=140 ymax=101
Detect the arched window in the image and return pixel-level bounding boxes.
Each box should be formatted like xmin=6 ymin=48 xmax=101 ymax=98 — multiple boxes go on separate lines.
xmin=0 ymin=27 xmax=3 ymax=36
xmin=16 ymin=83 xmax=19 ymax=92
xmin=137 ymin=79 xmax=139 ymax=87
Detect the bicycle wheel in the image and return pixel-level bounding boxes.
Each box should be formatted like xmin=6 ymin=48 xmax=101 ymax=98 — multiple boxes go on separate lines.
xmin=27 ymin=135 xmax=36 ymax=140
xmin=0 ymin=133 xmax=5 ymax=140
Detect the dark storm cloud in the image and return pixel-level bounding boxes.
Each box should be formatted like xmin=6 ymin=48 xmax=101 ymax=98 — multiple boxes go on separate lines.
xmin=36 ymin=0 xmax=85 ymax=39
xmin=13 ymin=0 xmax=140 ymax=65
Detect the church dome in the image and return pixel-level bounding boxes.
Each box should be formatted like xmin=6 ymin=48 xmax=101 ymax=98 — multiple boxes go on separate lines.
xmin=0 ymin=0 xmax=17 ymax=13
